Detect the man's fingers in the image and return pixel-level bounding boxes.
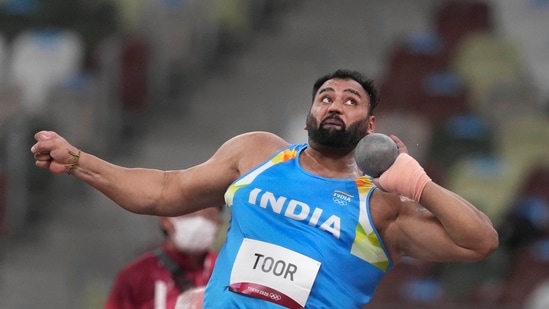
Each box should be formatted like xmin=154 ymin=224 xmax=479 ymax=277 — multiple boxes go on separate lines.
xmin=34 ymin=130 xmax=54 ymax=141
xmin=34 ymin=152 xmax=51 ymax=161
xmin=389 ymin=134 xmax=408 ymax=154
xmin=35 ymin=160 xmax=69 ymax=174
xmin=35 ymin=160 xmax=51 ymax=169
xmin=31 ymin=131 xmax=57 ymax=153
xmin=31 ymin=143 xmax=49 ymax=155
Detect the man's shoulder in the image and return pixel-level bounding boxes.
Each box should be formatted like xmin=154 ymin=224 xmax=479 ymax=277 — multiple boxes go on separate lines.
xmin=221 ymin=131 xmax=291 ymax=170
xmin=231 ymin=131 xmax=289 ymax=146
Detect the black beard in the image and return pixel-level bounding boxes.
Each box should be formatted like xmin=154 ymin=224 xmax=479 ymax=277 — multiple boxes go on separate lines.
xmin=306 ymin=113 xmax=367 ymax=149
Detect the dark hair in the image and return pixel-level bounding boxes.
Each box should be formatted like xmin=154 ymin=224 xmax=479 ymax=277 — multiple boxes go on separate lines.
xmin=312 ymin=69 xmax=380 ymax=114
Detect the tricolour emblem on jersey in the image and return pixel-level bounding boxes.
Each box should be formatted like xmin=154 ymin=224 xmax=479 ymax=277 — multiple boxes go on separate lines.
xmin=351 ymin=177 xmax=390 ymax=271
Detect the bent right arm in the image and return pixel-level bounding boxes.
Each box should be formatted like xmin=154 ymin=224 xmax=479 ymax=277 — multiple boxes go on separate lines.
xmin=31 ymin=130 xmax=288 ymax=216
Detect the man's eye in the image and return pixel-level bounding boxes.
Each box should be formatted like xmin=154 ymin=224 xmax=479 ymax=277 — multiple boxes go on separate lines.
xmin=345 ymin=99 xmax=357 ymax=105
xmin=321 ymin=97 xmax=332 ymax=103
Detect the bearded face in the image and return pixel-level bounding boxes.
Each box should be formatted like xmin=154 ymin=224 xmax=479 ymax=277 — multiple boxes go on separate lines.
xmin=306 ymin=112 xmax=370 ymax=149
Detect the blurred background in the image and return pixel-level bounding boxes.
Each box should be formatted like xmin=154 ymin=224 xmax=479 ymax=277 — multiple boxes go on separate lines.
xmin=0 ymin=0 xmax=548 ymax=308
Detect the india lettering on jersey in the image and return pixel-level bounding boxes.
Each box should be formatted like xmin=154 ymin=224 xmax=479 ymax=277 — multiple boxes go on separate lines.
xmin=332 ymin=190 xmax=352 ymax=205
xmin=248 ymin=188 xmax=341 ymax=238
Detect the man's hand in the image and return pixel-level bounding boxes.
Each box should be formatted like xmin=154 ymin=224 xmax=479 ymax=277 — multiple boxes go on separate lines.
xmin=31 ymin=131 xmax=80 ymax=174
xmin=374 ymin=135 xmax=431 ymax=201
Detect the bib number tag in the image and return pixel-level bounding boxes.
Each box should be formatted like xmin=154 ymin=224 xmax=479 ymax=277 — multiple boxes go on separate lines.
xmin=229 ymin=238 xmax=321 ymax=309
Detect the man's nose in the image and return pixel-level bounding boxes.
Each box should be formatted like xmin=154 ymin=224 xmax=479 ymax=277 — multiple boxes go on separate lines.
xmin=327 ymin=99 xmax=345 ymax=113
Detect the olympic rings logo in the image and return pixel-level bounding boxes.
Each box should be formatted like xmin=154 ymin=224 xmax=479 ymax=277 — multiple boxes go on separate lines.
xmin=270 ymin=293 xmax=282 ymax=301
xmin=332 ymin=196 xmax=348 ymax=206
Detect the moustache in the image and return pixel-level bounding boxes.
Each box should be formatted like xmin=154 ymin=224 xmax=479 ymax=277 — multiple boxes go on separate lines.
xmin=320 ymin=114 xmax=345 ymax=127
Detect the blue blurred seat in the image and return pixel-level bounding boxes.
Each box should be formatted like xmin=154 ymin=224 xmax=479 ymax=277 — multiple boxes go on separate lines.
xmin=378 ymin=31 xmax=447 ymax=113
xmin=428 ymin=113 xmax=494 ymax=169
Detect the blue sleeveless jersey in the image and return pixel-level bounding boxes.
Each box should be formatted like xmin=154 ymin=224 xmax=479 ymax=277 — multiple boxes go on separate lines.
xmin=204 ymin=144 xmax=392 ymax=308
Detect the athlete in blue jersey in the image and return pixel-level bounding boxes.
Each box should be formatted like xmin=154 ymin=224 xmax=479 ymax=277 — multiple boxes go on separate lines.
xmin=32 ymin=69 xmax=498 ymax=308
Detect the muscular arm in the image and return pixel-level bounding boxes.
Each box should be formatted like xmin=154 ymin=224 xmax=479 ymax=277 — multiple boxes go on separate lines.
xmin=32 ymin=131 xmax=288 ymax=216
xmin=378 ymin=183 xmax=498 ymax=264
xmin=413 ymin=182 xmax=498 ymax=260
xmin=372 ymin=135 xmax=498 ymax=264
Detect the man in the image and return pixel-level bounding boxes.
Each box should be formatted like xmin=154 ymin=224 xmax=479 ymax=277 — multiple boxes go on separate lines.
xmin=104 ymin=207 xmax=223 ymax=309
xmin=31 ymin=69 xmax=498 ymax=308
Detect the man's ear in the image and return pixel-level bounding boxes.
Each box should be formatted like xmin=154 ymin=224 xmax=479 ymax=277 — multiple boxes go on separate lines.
xmin=366 ymin=115 xmax=376 ymax=134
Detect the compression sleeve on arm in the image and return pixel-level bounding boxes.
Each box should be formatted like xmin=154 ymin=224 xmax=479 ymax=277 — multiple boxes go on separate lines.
xmin=378 ymin=153 xmax=431 ymax=202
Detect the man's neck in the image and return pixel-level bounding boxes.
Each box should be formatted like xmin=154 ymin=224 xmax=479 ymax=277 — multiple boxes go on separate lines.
xmin=300 ymin=146 xmax=361 ymax=178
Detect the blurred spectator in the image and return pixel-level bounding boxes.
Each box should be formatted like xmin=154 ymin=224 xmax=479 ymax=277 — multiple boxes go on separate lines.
xmin=174 ymin=286 xmax=205 ymax=309
xmin=104 ymin=206 xmax=223 ymax=309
